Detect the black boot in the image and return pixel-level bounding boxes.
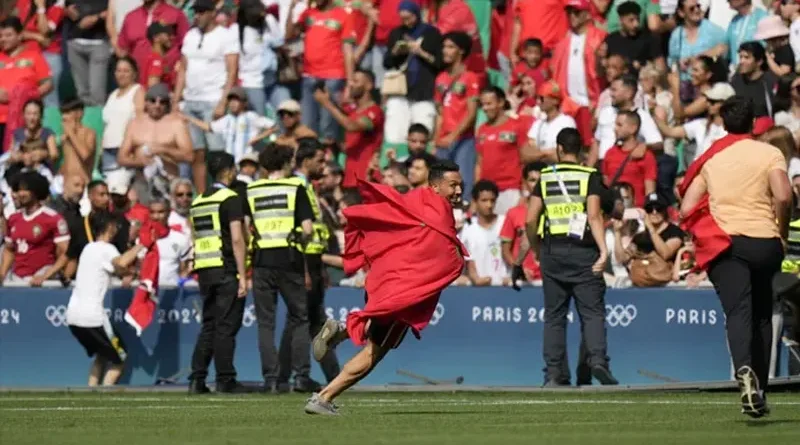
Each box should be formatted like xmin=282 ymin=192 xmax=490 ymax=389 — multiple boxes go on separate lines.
xmin=591 ymin=365 xmax=619 ymax=385
xmin=216 ymin=379 xmax=252 ymax=394
xmin=188 ymin=380 xmax=211 ymax=395
xmin=293 ymin=377 xmax=323 ymax=393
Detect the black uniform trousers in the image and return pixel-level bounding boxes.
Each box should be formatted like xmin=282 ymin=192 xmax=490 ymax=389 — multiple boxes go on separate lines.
xmin=190 ymin=272 xmax=245 ymax=383
xmin=278 ymin=264 xmax=341 ymax=383
xmin=252 ymin=266 xmax=311 ymax=384
xmin=707 ymin=236 xmax=783 ymax=387
xmin=540 ymin=241 xmax=609 ymax=383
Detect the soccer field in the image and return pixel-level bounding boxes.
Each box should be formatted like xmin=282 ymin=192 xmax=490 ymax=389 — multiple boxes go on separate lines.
xmin=1 ymin=391 xmax=798 ymax=445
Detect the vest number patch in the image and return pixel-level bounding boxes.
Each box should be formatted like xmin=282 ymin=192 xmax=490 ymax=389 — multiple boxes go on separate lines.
xmin=255 ymin=194 xmax=289 ymax=211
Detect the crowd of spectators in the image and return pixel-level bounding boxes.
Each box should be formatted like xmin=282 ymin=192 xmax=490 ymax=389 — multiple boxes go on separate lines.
xmin=1 ymin=0 xmax=800 ymax=289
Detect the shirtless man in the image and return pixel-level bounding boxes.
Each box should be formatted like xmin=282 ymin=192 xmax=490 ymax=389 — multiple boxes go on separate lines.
xmin=59 ymin=100 xmax=97 ymax=185
xmin=117 ymin=83 xmax=193 ymax=194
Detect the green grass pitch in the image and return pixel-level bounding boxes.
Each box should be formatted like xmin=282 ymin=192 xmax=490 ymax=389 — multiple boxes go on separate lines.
xmin=1 ymin=391 xmax=798 ymax=445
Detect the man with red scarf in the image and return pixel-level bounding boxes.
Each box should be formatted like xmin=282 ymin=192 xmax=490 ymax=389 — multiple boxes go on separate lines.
xmin=680 ymin=97 xmax=790 ymax=418
xmin=303 ymin=160 xmax=467 ymax=415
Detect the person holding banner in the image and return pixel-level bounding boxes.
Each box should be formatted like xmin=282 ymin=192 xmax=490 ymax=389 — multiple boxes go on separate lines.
xmin=680 ymin=97 xmax=790 ymax=417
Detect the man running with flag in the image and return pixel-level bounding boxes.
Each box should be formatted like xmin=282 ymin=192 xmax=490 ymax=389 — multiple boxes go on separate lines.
xmin=304 ymin=160 xmax=467 ymax=415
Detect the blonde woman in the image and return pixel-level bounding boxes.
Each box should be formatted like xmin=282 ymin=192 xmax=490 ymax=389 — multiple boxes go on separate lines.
xmin=640 ymin=64 xmax=675 ymax=155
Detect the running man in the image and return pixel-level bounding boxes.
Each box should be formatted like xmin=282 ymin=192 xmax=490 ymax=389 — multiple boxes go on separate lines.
xmin=304 ymin=160 xmax=467 ymax=415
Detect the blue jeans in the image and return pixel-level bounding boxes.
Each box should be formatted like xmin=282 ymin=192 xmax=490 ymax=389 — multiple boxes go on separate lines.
xmin=263 ymin=71 xmax=294 ymax=117
xmin=43 ymin=51 xmax=62 ymax=108
xmin=101 ymin=148 xmax=119 ymax=173
xmin=436 ymin=137 xmax=476 ymax=201
xmin=301 ymin=76 xmax=345 ymax=141
xmin=245 ymin=87 xmax=266 ymax=116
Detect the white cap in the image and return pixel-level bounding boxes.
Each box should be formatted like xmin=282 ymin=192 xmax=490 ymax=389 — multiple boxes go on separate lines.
xmin=702 ymin=83 xmax=736 ymax=102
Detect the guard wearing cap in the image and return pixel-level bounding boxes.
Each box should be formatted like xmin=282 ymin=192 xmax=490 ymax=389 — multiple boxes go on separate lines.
xmin=188 ymin=152 xmax=249 ymax=394
xmin=520 ymin=127 xmax=618 ymax=387
xmin=246 ymin=144 xmax=317 ymax=393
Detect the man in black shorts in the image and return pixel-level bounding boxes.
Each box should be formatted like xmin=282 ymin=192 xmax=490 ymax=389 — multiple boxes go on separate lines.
xmin=65 ymin=211 xmax=144 ymax=386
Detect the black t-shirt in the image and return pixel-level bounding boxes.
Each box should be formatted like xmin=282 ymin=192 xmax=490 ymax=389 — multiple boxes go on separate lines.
xmin=730 ymin=71 xmax=779 ymax=117
xmin=773 ymin=44 xmax=796 ymax=72
xmin=532 ymin=165 xmax=605 ymax=248
xmin=65 ymin=0 xmax=109 ymax=41
xmin=248 ymin=184 xmax=316 ymax=271
xmin=605 ymin=31 xmax=662 ymax=72
xmin=632 ymin=223 xmax=685 ymax=261
xmin=66 ymin=211 xmax=130 ymax=260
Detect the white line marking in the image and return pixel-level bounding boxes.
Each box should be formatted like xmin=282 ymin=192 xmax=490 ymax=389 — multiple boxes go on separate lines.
xmin=2 ymin=397 xmax=800 ymax=407
xmin=2 ymin=405 xmax=224 ymax=412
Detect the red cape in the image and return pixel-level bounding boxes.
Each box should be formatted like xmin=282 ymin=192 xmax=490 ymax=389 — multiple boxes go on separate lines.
xmin=124 ymin=220 xmax=169 ymax=336
xmin=342 ymin=180 xmax=467 ymax=346
xmin=678 ymin=133 xmax=750 ymax=270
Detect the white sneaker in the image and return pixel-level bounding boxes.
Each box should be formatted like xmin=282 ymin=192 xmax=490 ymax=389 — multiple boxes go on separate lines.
xmin=313 ymin=319 xmax=347 ymax=362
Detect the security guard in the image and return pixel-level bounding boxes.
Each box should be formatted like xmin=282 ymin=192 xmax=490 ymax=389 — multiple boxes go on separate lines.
xmin=521 ymin=128 xmax=618 ymax=387
xmin=276 ymin=140 xmax=340 ymax=388
xmin=188 ymin=152 xmax=249 ymax=394
xmin=247 ymin=144 xmax=316 ymax=393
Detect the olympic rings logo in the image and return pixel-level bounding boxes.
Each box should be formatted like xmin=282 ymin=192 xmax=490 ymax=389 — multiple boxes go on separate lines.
xmin=45 ymin=305 xmax=68 ymax=327
xmin=605 ymin=304 xmax=637 ymax=327
xmin=429 ymin=303 xmax=445 ymax=326
xmin=242 ymin=304 xmax=256 ymax=327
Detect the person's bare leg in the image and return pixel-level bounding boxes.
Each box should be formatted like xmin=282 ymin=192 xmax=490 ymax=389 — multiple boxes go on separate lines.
xmin=318 ymin=339 xmax=390 ymax=403
xmin=88 ymin=357 xmax=104 ymax=387
xmin=102 ymin=362 xmax=124 ymax=386
xmin=192 ymin=149 xmax=207 ymax=194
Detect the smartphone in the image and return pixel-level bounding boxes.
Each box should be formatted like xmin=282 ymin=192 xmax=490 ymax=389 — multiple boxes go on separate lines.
xmin=622 ymin=208 xmax=640 ymax=220
xmin=313 ymin=80 xmax=326 ymax=92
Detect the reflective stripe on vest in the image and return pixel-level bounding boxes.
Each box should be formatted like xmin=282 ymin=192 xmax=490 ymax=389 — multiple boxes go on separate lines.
xmin=539 ymin=164 xmax=594 ymax=235
xmin=787 ymin=219 xmax=800 ymax=260
xmin=190 ymin=188 xmax=238 ymax=270
xmin=247 ymin=177 xmax=303 ymax=250
xmin=296 ymin=182 xmax=329 ymax=255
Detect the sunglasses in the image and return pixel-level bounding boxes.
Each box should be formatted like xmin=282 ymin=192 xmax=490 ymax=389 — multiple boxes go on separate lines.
xmin=794 ymin=85 xmax=800 ymax=92
xmin=277 ymin=110 xmax=296 ymax=118
xmin=174 ymin=192 xmax=191 ymax=198
xmin=147 ymin=97 xmax=169 ymax=105
xmin=645 ymin=206 xmax=664 ymax=214
xmin=686 ymin=4 xmax=701 ymax=11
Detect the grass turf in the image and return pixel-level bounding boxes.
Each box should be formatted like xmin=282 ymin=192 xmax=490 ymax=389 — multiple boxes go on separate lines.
xmin=1 ymin=391 xmax=798 ymax=445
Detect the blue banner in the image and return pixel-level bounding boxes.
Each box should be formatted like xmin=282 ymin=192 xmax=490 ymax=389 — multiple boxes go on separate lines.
xmin=0 ymin=286 xmax=784 ymax=387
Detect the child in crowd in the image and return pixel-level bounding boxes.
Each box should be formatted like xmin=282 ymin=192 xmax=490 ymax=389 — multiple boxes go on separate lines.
xmin=145 ymin=22 xmax=177 ymax=89
xmin=182 ymin=87 xmax=277 ymax=163
xmin=509 ymin=38 xmax=549 ymax=93
xmin=236 ymin=152 xmax=259 ymax=184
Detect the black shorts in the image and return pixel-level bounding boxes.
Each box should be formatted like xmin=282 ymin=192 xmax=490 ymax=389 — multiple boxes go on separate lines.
xmin=364 ymin=292 xmax=409 ymax=349
xmin=69 ymin=324 xmax=127 ymax=364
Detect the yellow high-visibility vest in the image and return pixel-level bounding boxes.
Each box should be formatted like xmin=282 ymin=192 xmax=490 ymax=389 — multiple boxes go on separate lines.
xmin=782 ymin=219 xmax=800 ymax=273
xmin=539 ymin=164 xmax=594 ymax=236
xmin=296 ymin=181 xmax=329 ymax=255
xmin=190 ymin=188 xmax=238 ymax=270
xmin=247 ymin=177 xmax=303 ymax=250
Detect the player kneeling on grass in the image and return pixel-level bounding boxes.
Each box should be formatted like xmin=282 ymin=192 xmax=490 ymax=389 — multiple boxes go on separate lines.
xmin=304 ymin=161 xmax=468 ymax=415
xmin=65 ymin=210 xmax=146 ymax=386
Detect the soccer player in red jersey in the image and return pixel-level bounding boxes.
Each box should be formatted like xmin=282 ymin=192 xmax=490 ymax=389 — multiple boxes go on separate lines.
xmin=304 ymin=161 xmax=467 ymax=415
xmin=502 ymin=162 xmax=546 ymax=283
xmin=0 ymin=171 xmax=70 ymax=285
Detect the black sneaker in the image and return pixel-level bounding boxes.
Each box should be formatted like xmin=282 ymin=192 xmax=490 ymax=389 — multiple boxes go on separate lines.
xmin=216 ymin=380 xmax=252 ymax=394
xmin=294 ymin=378 xmax=323 ymax=393
xmin=188 ymin=380 xmax=211 ymax=395
xmin=735 ymin=366 xmax=768 ymax=418
xmin=591 ymin=365 xmax=619 ymax=385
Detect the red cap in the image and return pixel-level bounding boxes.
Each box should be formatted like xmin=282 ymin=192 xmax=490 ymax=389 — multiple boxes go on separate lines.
xmin=752 ymin=117 xmax=775 ymax=137
xmin=565 ymin=0 xmax=591 ymax=11
xmin=537 ymin=80 xmax=563 ymax=101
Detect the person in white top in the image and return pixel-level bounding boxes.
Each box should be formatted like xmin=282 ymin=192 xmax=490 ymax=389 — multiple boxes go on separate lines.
xmin=175 ymin=0 xmax=240 ymax=193
xmin=780 ymin=1 xmax=800 ymax=64
xmin=66 ymin=210 xmax=144 ymax=387
xmin=525 ymin=80 xmax=577 ymax=163
xmin=654 ymin=82 xmax=733 ymax=163
xmin=182 ymin=87 xmax=277 ymax=163
xmin=168 ymin=177 xmax=192 ymax=234
xmin=459 ymin=180 xmax=510 ymax=286
xmin=234 ymin=2 xmax=285 ymax=116
xmin=102 ymin=56 xmax=145 ymax=173
xmin=145 ymin=197 xmax=192 ymax=285
xmin=591 ymin=74 xmax=663 ymax=163
xmin=774 ymin=75 xmax=800 ymax=139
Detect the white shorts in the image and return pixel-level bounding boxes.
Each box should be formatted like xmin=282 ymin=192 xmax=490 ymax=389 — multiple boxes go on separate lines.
xmin=384 ymin=98 xmax=437 ymax=145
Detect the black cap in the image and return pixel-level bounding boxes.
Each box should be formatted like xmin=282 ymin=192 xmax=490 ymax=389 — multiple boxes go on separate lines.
xmin=147 ymin=22 xmax=173 ymax=41
xmin=192 ymin=0 xmax=216 ymax=12
xmin=644 ymin=193 xmax=668 ymax=212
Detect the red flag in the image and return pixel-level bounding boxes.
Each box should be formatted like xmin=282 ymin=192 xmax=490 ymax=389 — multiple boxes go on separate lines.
xmin=679 ymin=133 xmax=750 ymax=270
xmin=124 ymin=220 xmax=169 ymax=336
xmin=342 ymin=180 xmax=467 ymax=346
